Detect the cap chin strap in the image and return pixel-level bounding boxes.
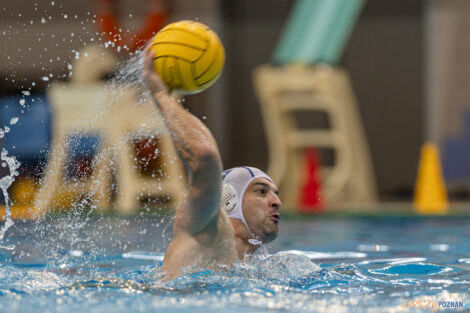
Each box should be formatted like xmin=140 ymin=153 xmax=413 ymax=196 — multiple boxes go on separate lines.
xmin=248 ymin=238 xmax=263 ymax=246
xmin=249 ymin=239 xmax=268 ymax=258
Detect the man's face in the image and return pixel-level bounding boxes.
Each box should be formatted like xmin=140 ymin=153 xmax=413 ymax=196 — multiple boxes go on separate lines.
xmin=242 ymin=178 xmax=281 ymax=243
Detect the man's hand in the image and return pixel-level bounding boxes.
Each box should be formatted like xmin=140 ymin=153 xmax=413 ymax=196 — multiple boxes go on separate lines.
xmin=142 ymin=45 xmax=169 ymax=94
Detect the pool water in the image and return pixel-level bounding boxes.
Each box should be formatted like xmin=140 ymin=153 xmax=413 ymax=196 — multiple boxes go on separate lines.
xmin=1 ymin=215 xmax=470 ymax=312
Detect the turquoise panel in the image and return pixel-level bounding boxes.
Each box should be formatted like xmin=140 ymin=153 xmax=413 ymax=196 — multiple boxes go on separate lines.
xmin=272 ymin=0 xmax=365 ymax=65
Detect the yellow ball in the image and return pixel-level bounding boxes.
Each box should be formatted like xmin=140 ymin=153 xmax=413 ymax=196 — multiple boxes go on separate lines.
xmin=150 ymin=20 xmax=225 ymax=95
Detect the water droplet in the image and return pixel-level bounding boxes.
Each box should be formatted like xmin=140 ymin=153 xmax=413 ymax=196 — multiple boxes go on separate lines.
xmin=21 ymin=90 xmax=30 ymax=96
xmin=10 ymin=118 xmax=18 ymax=125
xmin=51 ymin=1 xmax=55 ymax=5
xmin=19 ymin=99 xmax=25 ymax=106
xmin=41 ymin=18 xmax=46 ymax=24
xmin=67 ymin=63 xmax=72 ymax=70
xmin=41 ymin=76 xmax=49 ymax=81
xmin=64 ymin=14 xmax=68 ymax=19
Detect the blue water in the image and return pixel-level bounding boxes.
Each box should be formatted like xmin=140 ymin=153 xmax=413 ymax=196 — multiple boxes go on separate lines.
xmin=1 ymin=215 xmax=470 ymax=312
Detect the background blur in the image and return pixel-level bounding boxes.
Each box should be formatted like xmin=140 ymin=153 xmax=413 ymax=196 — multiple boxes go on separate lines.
xmin=1 ymin=0 xmax=469 ymax=204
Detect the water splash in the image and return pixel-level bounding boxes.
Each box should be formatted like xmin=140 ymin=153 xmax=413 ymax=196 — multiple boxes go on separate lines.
xmin=0 ymin=149 xmax=21 ymax=250
xmin=113 ymin=49 xmax=146 ymax=88
xmin=0 ymin=2 xmax=175 ymax=264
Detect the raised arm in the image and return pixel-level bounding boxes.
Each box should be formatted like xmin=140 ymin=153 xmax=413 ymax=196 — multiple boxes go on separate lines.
xmin=142 ymin=46 xmax=222 ymax=235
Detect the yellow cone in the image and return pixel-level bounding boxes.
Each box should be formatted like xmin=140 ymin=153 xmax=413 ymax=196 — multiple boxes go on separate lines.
xmin=413 ymin=142 xmax=449 ymax=215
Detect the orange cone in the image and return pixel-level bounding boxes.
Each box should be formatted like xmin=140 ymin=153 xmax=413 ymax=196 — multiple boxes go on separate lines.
xmin=299 ymin=148 xmax=324 ymax=213
xmin=413 ymin=142 xmax=449 ymax=215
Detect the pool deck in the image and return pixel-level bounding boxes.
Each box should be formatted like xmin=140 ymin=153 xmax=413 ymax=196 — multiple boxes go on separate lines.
xmin=282 ymin=202 xmax=470 ymax=219
xmin=2 ymin=202 xmax=470 ymax=221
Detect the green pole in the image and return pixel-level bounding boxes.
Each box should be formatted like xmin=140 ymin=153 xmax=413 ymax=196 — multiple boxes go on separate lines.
xmin=295 ymin=0 xmax=344 ymax=64
xmin=272 ymin=0 xmax=321 ymax=65
xmin=319 ymin=0 xmax=365 ymax=64
xmin=272 ymin=0 xmax=365 ymax=65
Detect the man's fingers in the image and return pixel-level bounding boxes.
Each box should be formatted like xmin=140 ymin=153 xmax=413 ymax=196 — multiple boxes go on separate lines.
xmin=143 ymin=44 xmax=150 ymax=53
xmin=141 ymin=44 xmax=168 ymax=93
xmin=145 ymin=48 xmax=157 ymax=69
xmin=142 ymin=46 xmax=154 ymax=75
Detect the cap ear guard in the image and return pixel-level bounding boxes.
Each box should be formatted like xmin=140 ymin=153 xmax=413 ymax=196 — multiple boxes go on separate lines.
xmin=221 ymin=184 xmax=238 ymax=215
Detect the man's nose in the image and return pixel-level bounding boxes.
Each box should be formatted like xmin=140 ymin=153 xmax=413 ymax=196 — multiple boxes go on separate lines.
xmin=270 ymin=193 xmax=281 ymax=210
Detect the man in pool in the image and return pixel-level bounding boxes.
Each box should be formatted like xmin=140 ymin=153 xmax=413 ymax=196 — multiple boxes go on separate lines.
xmin=142 ymin=47 xmax=282 ymax=279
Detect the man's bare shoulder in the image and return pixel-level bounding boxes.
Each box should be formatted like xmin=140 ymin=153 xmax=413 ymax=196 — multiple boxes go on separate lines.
xmin=162 ymin=210 xmax=238 ymax=279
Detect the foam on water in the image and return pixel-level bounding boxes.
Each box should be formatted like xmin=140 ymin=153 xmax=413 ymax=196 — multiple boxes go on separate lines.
xmin=1 ymin=232 xmax=470 ymax=313
xmin=2 ymin=214 xmax=470 ymax=313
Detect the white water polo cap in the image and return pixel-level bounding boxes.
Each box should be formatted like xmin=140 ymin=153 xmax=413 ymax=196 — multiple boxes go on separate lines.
xmin=221 ymin=166 xmax=273 ymax=243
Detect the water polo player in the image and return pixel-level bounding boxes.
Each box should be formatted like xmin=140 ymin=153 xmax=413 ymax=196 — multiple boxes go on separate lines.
xmin=142 ymin=46 xmax=281 ymax=279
